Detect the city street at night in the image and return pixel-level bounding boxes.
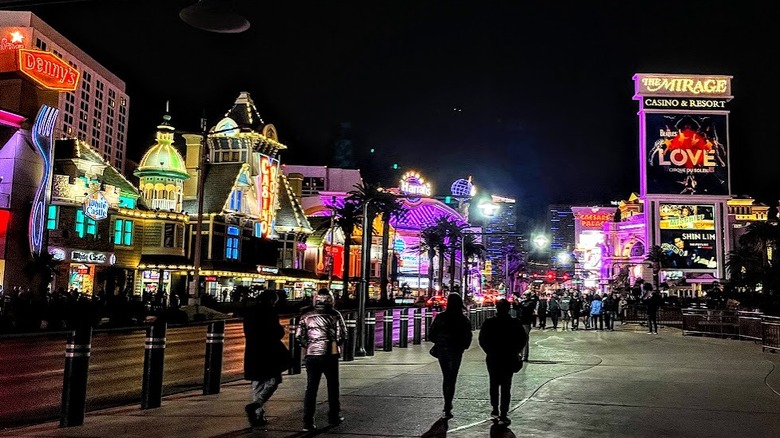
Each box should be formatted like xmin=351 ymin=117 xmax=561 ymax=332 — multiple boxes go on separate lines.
xmin=2 ymin=325 xmax=780 ymax=437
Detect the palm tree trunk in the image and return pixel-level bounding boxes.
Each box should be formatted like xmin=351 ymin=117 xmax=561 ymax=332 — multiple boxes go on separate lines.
xmin=341 ymin=237 xmax=351 ymax=300
xmin=448 ymin=248 xmax=456 ymax=293
xmin=380 ymin=215 xmax=391 ymax=302
xmin=427 ymin=251 xmax=435 ymax=298
xmin=437 ymin=249 xmax=445 ymax=294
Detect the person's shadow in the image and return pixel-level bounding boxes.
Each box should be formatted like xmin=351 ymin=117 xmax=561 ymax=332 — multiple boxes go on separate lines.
xmin=490 ymin=423 xmax=517 ymax=438
xmin=421 ymin=418 xmax=448 ymax=437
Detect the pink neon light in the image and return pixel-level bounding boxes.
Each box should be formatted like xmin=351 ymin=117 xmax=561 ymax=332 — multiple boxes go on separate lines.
xmin=0 ymin=109 xmax=25 ymax=128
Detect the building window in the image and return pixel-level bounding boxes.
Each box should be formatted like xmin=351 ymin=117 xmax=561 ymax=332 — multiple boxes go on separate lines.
xmin=75 ymin=210 xmax=97 ymax=238
xmin=114 ymin=219 xmax=133 ymax=246
xmin=302 ymin=177 xmax=325 ymax=195
xmin=226 ymin=226 xmax=240 ymax=260
xmin=46 ymin=205 xmax=58 ymax=230
xmin=164 ymin=223 xmax=176 ymax=248
xmin=229 ymin=189 xmax=242 ymax=211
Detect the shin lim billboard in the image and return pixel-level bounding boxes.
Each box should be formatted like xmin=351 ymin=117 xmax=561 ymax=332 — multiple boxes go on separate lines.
xmin=658 ymin=203 xmax=717 ymax=270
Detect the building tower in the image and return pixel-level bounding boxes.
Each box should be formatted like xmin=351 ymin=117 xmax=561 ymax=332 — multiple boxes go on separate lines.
xmin=134 ymin=114 xmax=189 ymax=212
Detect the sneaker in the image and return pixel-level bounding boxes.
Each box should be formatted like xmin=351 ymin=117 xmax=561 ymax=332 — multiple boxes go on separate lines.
xmin=329 ymin=415 xmax=345 ymax=425
xmin=302 ymin=423 xmax=317 ymax=432
xmin=441 ymin=410 xmax=453 ymax=419
xmin=490 ymin=409 xmax=499 ymax=420
xmin=497 ymin=416 xmax=512 ymax=426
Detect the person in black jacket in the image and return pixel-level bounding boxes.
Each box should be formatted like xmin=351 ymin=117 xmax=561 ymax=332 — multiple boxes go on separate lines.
xmin=514 ymin=291 xmax=537 ymax=361
xmin=479 ymin=299 xmax=526 ymax=427
xmin=429 ymin=293 xmax=472 ymax=420
xmin=242 ymin=290 xmax=290 ymax=427
xmin=644 ymin=288 xmax=662 ymax=334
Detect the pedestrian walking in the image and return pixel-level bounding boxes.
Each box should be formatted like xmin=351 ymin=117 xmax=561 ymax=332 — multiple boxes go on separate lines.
xmin=559 ymin=292 xmax=571 ymax=331
xmin=536 ymin=294 xmax=548 ymax=329
xmin=644 ymin=288 xmax=662 ymax=334
xmin=569 ymin=293 xmax=582 ymax=330
xmin=478 ymin=299 xmax=526 ymax=427
xmin=590 ymin=294 xmax=604 ymax=330
xmin=296 ymin=288 xmax=347 ymax=431
xmin=548 ymin=294 xmax=561 ymax=330
xmin=602 ymin=292 xmax=618 ymax=330
xmin=429 ymin=293 xmax=472 ymax=420
xmin=514 ymin=291 xmax=536 ymax=361
xmin=242 ymin=290 xmax=290 ymax=428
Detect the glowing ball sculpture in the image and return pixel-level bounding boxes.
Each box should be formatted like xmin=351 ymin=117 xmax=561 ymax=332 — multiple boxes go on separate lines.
xmin=450 ymin=178 xmax=474 ymax=199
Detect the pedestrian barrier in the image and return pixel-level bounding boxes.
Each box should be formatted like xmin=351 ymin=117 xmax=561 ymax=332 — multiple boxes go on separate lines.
xmin=424 ymin=308 xmax=433 ymax=341
xmin=288 ymin=316 xmax=301 ymax=374
xmin=343 ymin=312 xmax=356 ymax=361
xmin=470 ymin=307 xmax=477 ymax=330
xmin=382 ymin=309 xmax=393 ymax=351
xmin=737 ymin=311 xmax=763 ymax=341
xmin=399 ymin=308 xmax=409 ymax=348
xmin=203 ymin=321 xmax=225 ymax=395
xmin=762 ymin=315 xmax=780 ymax=352
xmin=141 ymin=321 xmax=166 ymax=410
xmin=365 ymin=310 xmax=376 ymax=356
xmin=60 ymin=327 xmax=92 ymax=427
xmin=412 ymin=308 xmax=422 ymax=344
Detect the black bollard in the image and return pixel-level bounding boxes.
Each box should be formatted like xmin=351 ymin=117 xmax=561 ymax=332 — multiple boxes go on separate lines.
xmin=399 ymin=308 xmax=409 ymax=348
xmin=288 ymin=316 xmax=301 ymax=375
xmin=365 ymin=310 xmax=376 ymax=356
xmin=343 ymin=312 xmax=356 ymax=361
xmin=383 ymin=309 xmax=393 ymax=352
xmin=425 ymin=308 xmax=434 ymax=342
xmin=141 ymin=321 xmax=167 ymax=409
xmin=60 ymin=327 xmax=92 ymax=427
xmin=413 ymin=308 xmax=422 ymax=344
xmin=203 ymin=320 xmax=225 ymax=395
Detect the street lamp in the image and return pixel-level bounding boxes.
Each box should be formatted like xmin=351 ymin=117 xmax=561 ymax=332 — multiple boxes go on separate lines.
xmin=356 ymin=196 xmax=375 ymax=357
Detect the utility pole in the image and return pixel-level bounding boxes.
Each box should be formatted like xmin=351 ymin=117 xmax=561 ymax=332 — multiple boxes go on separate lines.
xmin=187 ymin=115 xmax=208 ymax=306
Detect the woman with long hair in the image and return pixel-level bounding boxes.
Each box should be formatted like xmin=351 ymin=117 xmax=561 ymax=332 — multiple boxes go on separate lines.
xmin=429 ymin=293 xmax=473 ymax=419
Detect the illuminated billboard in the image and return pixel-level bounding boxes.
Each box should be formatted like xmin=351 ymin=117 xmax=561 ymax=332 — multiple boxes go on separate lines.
xmin=255 ymin=153 xmax=280 ymax=238
xmin=658 ymin=203 xmax=717 ymax=270
xmin=16 ymin=49 xmax=80 ymax=92
xmin=645 ymin=113 xmax=728 ymax=196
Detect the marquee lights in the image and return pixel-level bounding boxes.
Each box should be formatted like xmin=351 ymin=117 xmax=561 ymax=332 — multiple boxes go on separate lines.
xmin=399 ymin=171 xmax=432 ymax=198
xmin=256 ymin=154 xmax=279 ymax=238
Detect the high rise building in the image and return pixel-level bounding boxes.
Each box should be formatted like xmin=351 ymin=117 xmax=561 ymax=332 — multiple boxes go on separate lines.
xmin=482 ymin=195 xmax=521 ymax=287
xmin=0 ymin=11 xmax=130 ymax=173
xmin=548 ymin=204 xmax=575 ymax=258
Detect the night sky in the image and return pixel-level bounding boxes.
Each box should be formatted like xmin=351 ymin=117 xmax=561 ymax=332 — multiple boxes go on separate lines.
xmin=7 ymin=0 xmax=779 ymax=224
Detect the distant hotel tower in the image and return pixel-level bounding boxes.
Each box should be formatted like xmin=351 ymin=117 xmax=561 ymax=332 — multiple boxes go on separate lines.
xmin=483 ymin=195 xmax=521 ymax=286
xmin=0 ymin=11 xmax=130 ymax=173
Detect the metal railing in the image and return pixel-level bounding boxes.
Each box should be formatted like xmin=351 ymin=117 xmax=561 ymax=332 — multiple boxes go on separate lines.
xmin=762 ymin=315 xmax=780 ymax=352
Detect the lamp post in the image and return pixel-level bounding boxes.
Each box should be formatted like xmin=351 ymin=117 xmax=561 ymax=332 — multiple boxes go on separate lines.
xmin=327 ymin=196 xmax=336 ymax=290
xmin=356 ymin=198 xmax=373 ymax=357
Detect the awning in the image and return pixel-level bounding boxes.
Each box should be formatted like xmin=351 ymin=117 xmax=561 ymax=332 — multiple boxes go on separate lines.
xmin=138 ymin=255 xmax=194 ymax=270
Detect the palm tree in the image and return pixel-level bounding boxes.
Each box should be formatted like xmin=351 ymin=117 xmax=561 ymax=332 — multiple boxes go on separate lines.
xmin=345 ymin=182 xmax=390 ymax=301
xmin=416 ymin=225 xmax=445 ymax=298
xmin=739 ymin=221 xmax=780 ymax=269
xmin=463 ymin=234 xmax=486 ymax=296
xmin=333 ymin=199 xmax=362 ymax=299
xmin=504 ymin=245 xmax=525 ymax=296
xmin=371 ymin=190 xmax=406 ymax=302
xmin=725 ymin=246 xmax=762 ymax=293
xmin=644 ymin=245 xmax=669 ymax=292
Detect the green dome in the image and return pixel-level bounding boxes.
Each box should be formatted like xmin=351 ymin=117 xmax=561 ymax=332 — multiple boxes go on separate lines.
xmin=134 ymin=115 xmax=189 ymax=180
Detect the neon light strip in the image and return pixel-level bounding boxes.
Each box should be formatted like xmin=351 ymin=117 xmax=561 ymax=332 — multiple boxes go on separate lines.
xmin=0 ymin=109 xmax=26 ymax=128
xmin=29 ymin=104 xmax=58 ymax=256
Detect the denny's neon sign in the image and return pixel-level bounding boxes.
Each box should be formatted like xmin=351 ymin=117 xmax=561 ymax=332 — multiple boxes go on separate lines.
xmin=17 ymin=48 xmax=80 ymax=92
xmin=255 ymin=154 xmax=279 ymax=238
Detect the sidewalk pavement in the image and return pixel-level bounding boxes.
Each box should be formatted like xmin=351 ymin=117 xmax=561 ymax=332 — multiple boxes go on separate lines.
xmin=3 ymin=324 xmax=780 ymax=437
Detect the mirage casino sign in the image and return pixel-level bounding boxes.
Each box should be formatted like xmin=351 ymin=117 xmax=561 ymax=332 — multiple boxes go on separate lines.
xmin=634 ymin=73 xmax=732 ymax=197
xmin=255 ymin=154 xmax=280 ymax=238
xmin=17 ymin=48 xmax=80 ymax=92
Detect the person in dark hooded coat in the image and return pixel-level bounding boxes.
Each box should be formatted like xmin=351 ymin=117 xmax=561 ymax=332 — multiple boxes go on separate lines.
xmin=242 ymin=289 xmax=290 ymax=427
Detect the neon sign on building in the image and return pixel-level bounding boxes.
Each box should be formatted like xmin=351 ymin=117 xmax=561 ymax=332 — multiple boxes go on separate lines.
xmin=255 ymin=154 xmax=279 ymax=238
xmin=83 ymin=192 xmax=109 ymax=221
xmin=29 ymin=105 xmax=58 ymax=256
xmin=399 ymin=171 xmax=432 ymax=200
xmin=17 ymin=48 xmax=80 ymax=92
